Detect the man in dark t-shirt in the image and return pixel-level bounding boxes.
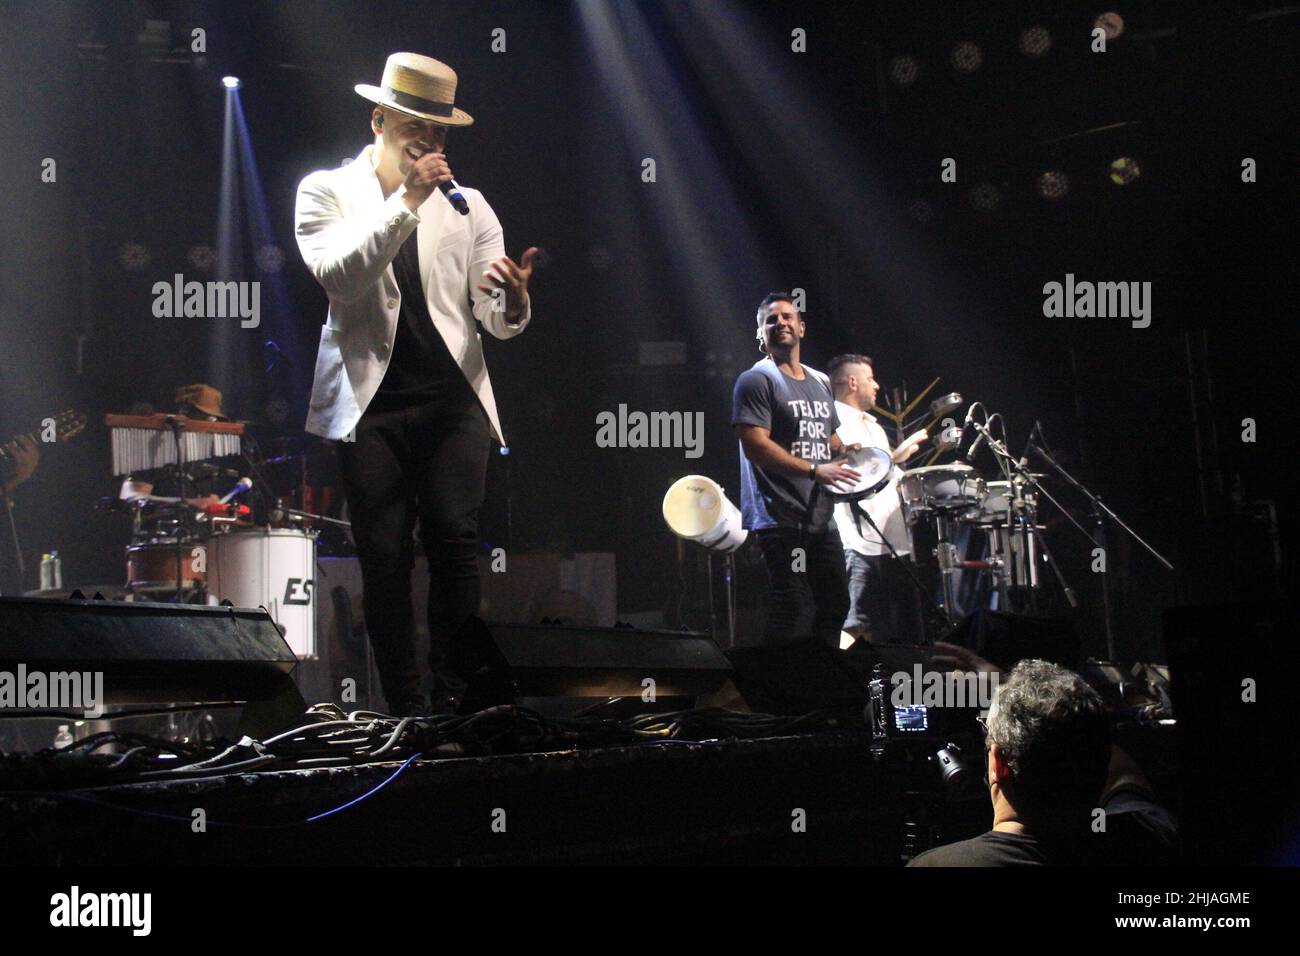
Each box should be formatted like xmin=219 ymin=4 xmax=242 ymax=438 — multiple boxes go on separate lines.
xmin=908 ymin=660 xmax=1179 ymax=866
xmin=732 ymin=293 xmax=860 ymax=648
xmin=908 ymin=790 xmax=1178 ymax=866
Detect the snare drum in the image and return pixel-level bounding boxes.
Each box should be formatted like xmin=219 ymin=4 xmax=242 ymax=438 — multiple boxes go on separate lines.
xmin=898 ymin=464 xmax=985 ymax=523
xmin=206 ymin=528 xmax=318 ymax=659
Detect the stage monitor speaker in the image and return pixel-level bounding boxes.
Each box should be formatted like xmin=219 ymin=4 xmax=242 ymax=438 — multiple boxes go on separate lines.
xmin=0 ymin=596 xmax=303 ymax=738
xmin=942 ymin=608 xmax=1080 ymax=672
xmin=461 ymin=620 xmax=732 ymax=702
xmin=726 ymin=639 xmax=868 ymax=716
xmin=1163 ymin=602 xmax=1279 ymax=865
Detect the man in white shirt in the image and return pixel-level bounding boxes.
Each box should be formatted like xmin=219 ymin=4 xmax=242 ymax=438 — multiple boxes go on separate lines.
xmin=828 ymin=354 xmax=925 ymax=644
xmin=294 ymin=53 xmax=536 ymax=716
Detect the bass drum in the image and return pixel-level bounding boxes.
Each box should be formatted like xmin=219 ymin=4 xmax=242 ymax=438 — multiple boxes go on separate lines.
xmin=207 ymin=528 xmax=318 ymax=659
xmin=126 ymin=540 xmax=206 ymax=593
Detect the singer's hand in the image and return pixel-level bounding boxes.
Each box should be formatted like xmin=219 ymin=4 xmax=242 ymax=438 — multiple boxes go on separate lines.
xmin=402 ymin=150 xmax=453 ymax=211
xmin=478 ymin=247 xmax=540 ymax=322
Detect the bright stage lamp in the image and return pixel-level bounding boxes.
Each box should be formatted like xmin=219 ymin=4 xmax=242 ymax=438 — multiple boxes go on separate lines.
xmin=662 ymin=476 xmax=748 ymax=553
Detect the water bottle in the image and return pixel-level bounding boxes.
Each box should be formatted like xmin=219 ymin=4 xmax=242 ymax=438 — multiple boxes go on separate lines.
xmin=39 ymin=551 xmax=63 ymax=591
xmin=53 ymin=724 xmax=73 ymax=749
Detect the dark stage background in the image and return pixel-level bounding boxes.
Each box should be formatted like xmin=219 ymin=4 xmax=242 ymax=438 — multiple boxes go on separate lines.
xmin=1 ymin=0 xmax=1295 ymax=662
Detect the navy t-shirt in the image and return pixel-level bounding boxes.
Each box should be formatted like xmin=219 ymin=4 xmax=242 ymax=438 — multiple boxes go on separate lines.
xmin=732 ymin=358 xmax=840 ymax=531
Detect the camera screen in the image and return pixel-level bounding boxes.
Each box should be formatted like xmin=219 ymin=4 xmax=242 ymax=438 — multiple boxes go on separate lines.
xmin=893 ymin=705 xmax=929 ymax=733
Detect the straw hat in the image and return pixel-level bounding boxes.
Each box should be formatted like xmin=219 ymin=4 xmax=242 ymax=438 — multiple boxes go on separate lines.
xmin=175 ymin=383 xmax=226 ymax=420
xmin=355 ymin=52 xmax=474 ymax=127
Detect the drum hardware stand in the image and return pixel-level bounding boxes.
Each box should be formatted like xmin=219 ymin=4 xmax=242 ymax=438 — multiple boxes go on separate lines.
xmin=875 ymin=380 xmax=964 ymax=469
xmin=164 ymin=415 xmax=194 ymax=603
xmin=850 ymin=500 xmax=951 ymax=643
xmin=967 ymin=418 xmax=1082 ymax=616
xmin=1014 ymin=488 xmax=1075 ymax=615
xmin=705 ymin=551 xmax=738 ymax=649
xmin=1027 ymin=430 xmax=1173 ymax=661
xmin=270 ymin=506 xmax=352 ymax=531
xmin=2 ymin=491 xmax=24 ymax=594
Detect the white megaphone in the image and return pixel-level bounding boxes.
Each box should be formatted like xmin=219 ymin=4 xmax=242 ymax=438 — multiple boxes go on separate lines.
xmin=662 ymin=475 xmax=748 ymax=553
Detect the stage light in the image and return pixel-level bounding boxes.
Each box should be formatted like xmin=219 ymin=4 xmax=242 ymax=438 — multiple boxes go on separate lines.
xmin=889 ymin=54 xmax=920 ymax=86
xmin=187 ymin=244 xmax=216 ymax=272
xmin=255 ymin=244 xmax=285 ymax=273
xmin=222 ymin=76 xmax=241 ymax=90
xmin=1094 ymin=12 xmax=1125 ymax=40
xmin=969 ymin=183 xmax=1002 ymax=210
xmin=663 ymin=476 xmax=747 ymax=553
xmin=1037 ymin=169 xmax=1070 ymax=201
xmin=118 ymin=243 xmax=152 ymax=272
xmin=950 ymin=42 xmax=983 ymax=74
xmin=264 ymin=398 xmax=289 ymax=425
xmin=1109 ymin=156 xmax=1141 ymax=186
xmin=1019 ymin=25 xmax=1052 ymax=58
xmin=137 ymin=18 xmax=170 ymax=49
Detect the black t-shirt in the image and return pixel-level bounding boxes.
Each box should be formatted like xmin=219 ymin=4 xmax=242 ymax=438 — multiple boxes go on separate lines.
xmin=908 ymin=797 xmax=1178 ymax=867
xmin=371 ymin=231 xmax=468 ymax=410
xmin=732 ymin=359 xmax=840 ymax=531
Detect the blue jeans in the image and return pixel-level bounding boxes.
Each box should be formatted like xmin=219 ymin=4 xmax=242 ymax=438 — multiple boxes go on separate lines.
xmin=844 ymin=550 xmax=922 ymax=643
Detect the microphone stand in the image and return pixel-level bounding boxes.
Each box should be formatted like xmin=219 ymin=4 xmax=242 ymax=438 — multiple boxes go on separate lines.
xmin=967 ymin=417 xmax=1081 ymax=620
xmin=1027 ymin=435 xmax=1174 ymax=661
xmin=2 ymin=490 xmax=23 ymax=595
xmin=164 ymin=415 xmax=203 ymax=603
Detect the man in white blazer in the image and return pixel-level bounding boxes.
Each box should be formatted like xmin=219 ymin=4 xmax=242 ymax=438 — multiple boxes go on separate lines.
xmin=295 ymin=53 xmax=536 ymax=716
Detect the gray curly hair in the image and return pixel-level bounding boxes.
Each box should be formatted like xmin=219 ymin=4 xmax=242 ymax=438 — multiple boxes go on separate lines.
xmin=985 ymin=659 xmax=1111 ymax=817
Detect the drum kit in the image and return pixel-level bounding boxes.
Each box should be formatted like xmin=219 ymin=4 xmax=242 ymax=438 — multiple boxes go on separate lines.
xmin=830 ymin=399 xmax=1057 ymax=630
xmin=96 ymin=412 xmax=352 ymax=660
xmin=896 ymin=463 xmax=1047 ymax=622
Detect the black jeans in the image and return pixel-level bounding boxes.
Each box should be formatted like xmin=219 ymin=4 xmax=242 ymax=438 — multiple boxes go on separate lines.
xmin=754 ymin=526 xmax=850 ymax=649
xmin=337 ymin=392 xmax=491 ymax=712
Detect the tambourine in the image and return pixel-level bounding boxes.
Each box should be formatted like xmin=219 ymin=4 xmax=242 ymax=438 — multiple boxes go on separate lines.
xmin=827 ymin=445 xmax=894 ymax=501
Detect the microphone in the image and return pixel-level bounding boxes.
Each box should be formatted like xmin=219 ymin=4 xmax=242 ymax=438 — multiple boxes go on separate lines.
xmin=218 ymin=477 xmax=252 ymax=505
xmin=440 ymin=179 xmax=469 ymax=216
xmin=965 ymin=427 xmax=987 ymax=462
xmin=413 ymin=145 xmax=470 ymax=215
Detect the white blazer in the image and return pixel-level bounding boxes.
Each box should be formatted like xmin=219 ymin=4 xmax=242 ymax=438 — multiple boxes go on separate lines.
xmin=294 ymin=145 xmax=530 ymax=444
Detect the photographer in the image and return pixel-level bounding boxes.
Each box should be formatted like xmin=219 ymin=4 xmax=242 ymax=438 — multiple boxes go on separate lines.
xmin=910 ymin=657 xmax=1177 ymax=866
